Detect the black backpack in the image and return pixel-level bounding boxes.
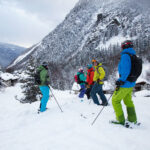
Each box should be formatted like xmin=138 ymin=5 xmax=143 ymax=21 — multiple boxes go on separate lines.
xmin=77 ymin=73 xmax=85 ymax=84
xmin=34 ymin=71 xmax=41 ymax=85
xmin=125 ymin=53 xmax=142 ymax=82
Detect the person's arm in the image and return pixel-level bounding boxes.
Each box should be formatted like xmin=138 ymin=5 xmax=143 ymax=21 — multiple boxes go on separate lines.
xmin=90 ymin=71 xmax=94 ymax=85
xmin=93 ymin=69 xmax=98 ymax=82
xmin=118 ymin=54 xmax=131 ymax=82
xmin=86 ymin=74 xmax=89 ymax=83
xmin=98 ymin=67 xmax=105 ymax=80
xmin=40 ymin=70 xmax=47 ymax=85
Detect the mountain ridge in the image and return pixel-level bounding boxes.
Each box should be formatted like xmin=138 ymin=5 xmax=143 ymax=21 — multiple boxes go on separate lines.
xmin=8 ymin=0 xmax=150 ymax=89
xmin=0 ymin=42 xmax=26 ymax=68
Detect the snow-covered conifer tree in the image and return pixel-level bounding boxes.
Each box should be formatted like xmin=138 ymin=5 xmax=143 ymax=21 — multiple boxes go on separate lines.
xmin=21 ymin=57 xmax=41 ymax=103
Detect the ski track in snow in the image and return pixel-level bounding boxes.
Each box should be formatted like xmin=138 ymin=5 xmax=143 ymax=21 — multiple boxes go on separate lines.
xmin=0 ymin=84 xmax=150 ymax=150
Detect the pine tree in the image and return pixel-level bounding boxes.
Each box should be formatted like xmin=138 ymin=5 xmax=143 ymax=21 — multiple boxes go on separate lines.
xmin=21 ymin=57 xmax=41 ymax=103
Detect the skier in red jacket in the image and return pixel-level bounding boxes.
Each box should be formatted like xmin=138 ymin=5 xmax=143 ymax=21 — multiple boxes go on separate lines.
xmin=86 ymin=64 xmax=94 ymax=99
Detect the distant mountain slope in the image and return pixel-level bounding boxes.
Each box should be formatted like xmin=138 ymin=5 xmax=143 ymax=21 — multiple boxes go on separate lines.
xmin=0 ymin=42 xmax=26 ymax=67
xmin=8 ymin=0 xmax=150 ymax=89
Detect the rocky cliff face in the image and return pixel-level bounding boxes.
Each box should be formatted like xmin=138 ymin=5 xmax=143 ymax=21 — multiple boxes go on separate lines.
xmin=8 ymin=0 xmax=150 ymax=89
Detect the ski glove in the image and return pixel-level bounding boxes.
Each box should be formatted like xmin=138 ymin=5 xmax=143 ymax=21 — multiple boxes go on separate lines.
xmin=97 ymin=79 xmax=100 ymax=83
xmin=45 ymin=80 xmax=50 ymax=86
xmin=115 ymin=80 xmax=124 ymax=91
xmin=116 ymin=80 xmax=125 ymax=86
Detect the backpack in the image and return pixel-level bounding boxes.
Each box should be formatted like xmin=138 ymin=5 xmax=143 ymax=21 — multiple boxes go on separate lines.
xmin=124 ymin=53 xmax=142 ymax=82
xmin=34 ymin=71 xmax=41 ymax=85
xmin=74 ymin=75 xmax=78 ymax=83
xmin=74 ymin=74 xmax=84 ymax=84
xmin=102 ymin=65 xmax=108 ymax=81
xmin=96 ymin=65 xmax=108 ymax=81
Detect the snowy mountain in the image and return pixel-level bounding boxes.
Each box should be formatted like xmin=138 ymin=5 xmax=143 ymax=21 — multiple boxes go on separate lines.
xmin=8 ymin=0 xmax=150 ymax=89
xmin=0 ymin=42 xmax=26 ymax=68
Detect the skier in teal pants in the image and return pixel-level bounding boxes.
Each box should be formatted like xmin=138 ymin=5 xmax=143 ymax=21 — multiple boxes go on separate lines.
xmin=39 ymin=86 xmax=50 ymax=112
xmin=37 ymin=62 xmax=50 ymax=113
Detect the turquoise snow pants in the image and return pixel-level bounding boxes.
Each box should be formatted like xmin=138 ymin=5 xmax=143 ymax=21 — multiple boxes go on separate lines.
xmin=39 ymin=86 xmax=50 ymax=112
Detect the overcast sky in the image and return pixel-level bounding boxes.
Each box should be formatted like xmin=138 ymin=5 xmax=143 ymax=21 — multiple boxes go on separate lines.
xmin=0 ymin=0 xmax=78 ymax=48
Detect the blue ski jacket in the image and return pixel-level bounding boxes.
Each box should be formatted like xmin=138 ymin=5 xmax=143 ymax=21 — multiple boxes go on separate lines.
xmin=118 ymin=48 xmax=136 ymax=88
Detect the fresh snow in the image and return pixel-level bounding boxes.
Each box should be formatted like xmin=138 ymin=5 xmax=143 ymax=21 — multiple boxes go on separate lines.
xmin=137 ymin=62 xmax=150 ymax=84
xmin=96 ymin=35 xmax=137 ymax=50
xmin=72 ymin=82 xmax=80 ymax=91
xmin=0 ymin=84 xmax=150 ymax=150
xmin=0 ymin=72 xmax=18 ymax=81
xmin=135 ymin=90 xmax=150 ymax=97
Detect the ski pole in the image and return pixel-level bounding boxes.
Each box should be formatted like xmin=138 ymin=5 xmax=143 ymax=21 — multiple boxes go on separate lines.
xmin=89 ymin=99 xmax=92 ymax=104
xmin=49 ymin=86 xmax=63 ymax=113
xmin=91 ymin=93 xmax=113 ymax=126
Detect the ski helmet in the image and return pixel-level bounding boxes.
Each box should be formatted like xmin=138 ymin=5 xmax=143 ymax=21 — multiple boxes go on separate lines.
xmin=87 ymin=64 xmax=93 ymax=69
xmin=42 ymin=62 xmax=48 ymax=67
xmin=92 ymin=59 xmax=97 ymax=63
xmin=121 ymin=40 xmax=133 ymax=49
xmin=78 ymin=68 xmax=84 ymax=73
xmin=92 ymin=59 xmax=99 ymax=65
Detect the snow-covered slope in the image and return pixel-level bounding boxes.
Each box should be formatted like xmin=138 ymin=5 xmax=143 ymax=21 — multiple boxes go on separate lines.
xmin=0 ymin=42 xmax=26 ymax=67
xmin=8 ymin=0 xmax=150 ymax=89
xmin=137 ymin=61 xmax=150 ymax=84
xmin=0 ymin=84 xmax=150 ymax=150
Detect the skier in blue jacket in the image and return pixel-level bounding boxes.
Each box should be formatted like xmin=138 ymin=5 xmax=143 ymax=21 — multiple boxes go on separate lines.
xmin=111 ymin=40 xmax=138 ymax=125
xmin=118 ymin=48 xmax=136 ymax=88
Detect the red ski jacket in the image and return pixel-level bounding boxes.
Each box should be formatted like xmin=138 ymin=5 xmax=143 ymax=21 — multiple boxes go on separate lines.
xmin=86 ymin=68 xmax=94 ymax=85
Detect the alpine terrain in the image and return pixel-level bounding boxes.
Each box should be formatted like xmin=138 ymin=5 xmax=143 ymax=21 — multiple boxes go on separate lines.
xmin=0 ymin=42 xmax=26 ymax=68
xmin=1 ymin=1 xmax=150 ymax=150
xmin=8 ymin=0 xmax=150 ymax=89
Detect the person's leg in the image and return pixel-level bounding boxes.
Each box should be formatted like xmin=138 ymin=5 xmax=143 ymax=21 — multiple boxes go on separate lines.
xmin=123 ymin=88 xmax=137 ymax=123
xmin=97 ymin=84 xmax=108 ymax=105
xmin=79 ymin=84 xmax=86 ymax=98
xmin=112 ymin=88 xmax=129 ymax=124
xmin=88 ymin=85 xmax=93 ymax=99
xmin=39 ymin=86 xmax=50 ymax=112
xmin=86 ymin=86 xmax=92 ymax=99
xmin=90 ymin=83 xmax=100 ymax=105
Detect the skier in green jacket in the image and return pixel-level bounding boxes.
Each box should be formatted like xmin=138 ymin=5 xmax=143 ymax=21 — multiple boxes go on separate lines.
xmin=37 ymin=62 xmax=50 ymax=113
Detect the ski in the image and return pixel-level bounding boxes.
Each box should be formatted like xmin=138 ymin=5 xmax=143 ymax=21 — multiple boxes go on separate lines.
xmin=126 ymin=121 xmax=141 ymax=128
xmin=109 ymin=120 xmax=141 ymax=129
xmin=37 ymin=108 xmax=49 ymax=114
xmin=124 ymin=122 xmax=132 ymax=128
xmin=109 ymin=120 xmax=128 ymax=128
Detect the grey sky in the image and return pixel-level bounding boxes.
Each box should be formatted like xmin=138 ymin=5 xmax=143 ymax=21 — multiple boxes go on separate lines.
xmin=0 ymin=0 xmax=78 ymax=48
